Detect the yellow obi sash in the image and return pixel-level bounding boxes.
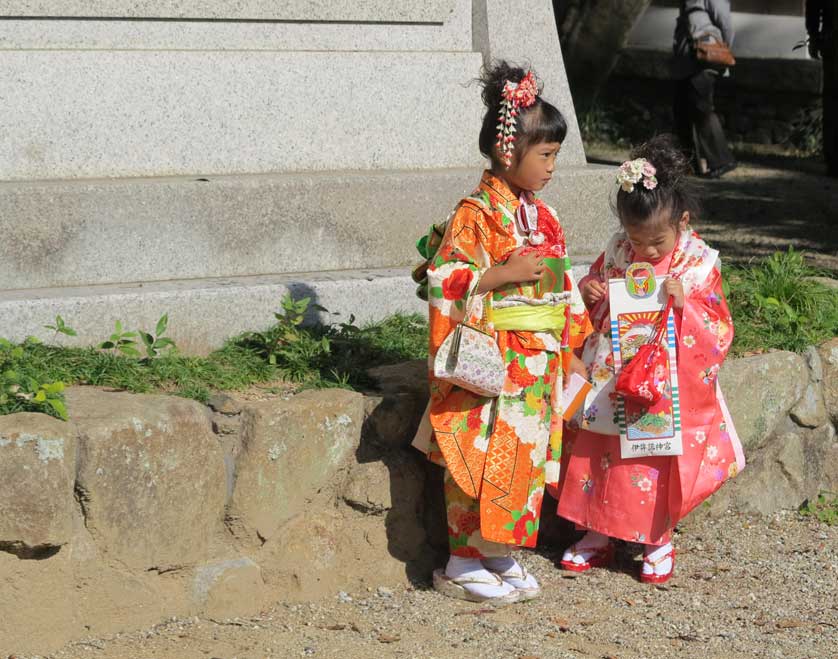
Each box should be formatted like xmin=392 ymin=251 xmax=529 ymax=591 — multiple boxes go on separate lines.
xmin=489 ymin=303 xmax=567 ymax=337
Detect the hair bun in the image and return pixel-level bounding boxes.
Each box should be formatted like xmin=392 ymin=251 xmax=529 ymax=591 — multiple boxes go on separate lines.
xmin=631 ymin=134 xmax=691 ymax=188
xmin=478 ymin=61 xmax=530 ymax=111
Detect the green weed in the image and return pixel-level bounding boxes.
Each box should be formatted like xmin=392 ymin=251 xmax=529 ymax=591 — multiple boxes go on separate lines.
xmin=725 ymin=248 xmax=838 ymax=355
xmin=0 ymin=297 xmax=430 ymax=420
xmin=799 ymin=491 xmax=838 ymax=526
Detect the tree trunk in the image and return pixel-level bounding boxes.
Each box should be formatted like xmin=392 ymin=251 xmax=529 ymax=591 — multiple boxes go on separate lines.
xmin=553 ymin=0 xmax=653 ymax=114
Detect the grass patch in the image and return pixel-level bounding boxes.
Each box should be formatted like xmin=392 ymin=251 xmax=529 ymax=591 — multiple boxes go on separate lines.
xmin=725 ymin=249 xmax=838 ymax=355
xmin=4 ymin=250 xmax=836 ymax=421
xmin=799 ymin=491 xmax=838 ymax=526
xmin=1 ymin=303 xmax=429 ymax=421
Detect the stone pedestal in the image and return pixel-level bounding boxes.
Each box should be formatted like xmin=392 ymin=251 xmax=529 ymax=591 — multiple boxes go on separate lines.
xmin=0 ymin=0 xmax=616 ymax=350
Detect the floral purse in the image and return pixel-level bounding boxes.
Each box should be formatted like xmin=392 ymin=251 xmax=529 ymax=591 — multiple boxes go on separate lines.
xmin=615 ymin=296 xmax=674 ymax=406
xmin=433 ymin=277 xmax=506 ymax=398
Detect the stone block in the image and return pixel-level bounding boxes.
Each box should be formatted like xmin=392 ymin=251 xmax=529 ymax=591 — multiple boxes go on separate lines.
xmin=706 ymin=421 xmax=838 ymax=517
xmin=0 ymin=268 xmax=428 ymax=355
xmin=363 ymin=360 xmax=430 ymax=454
xmin=0 ymin=413 xmax=77 ymax=552
xmin=0 ymin=169 xmax=477 ymax=288
xmin=718 ymin=351 xmax=808 ymax=451
xmin=228 ymin=389 xmax=364 ymax=543
xmin=548 ymin=164 xmax=620 ymax=261
xmin=0 ymin=166 xmax=611 ymax=290
xmin=818 ymin=338 xmax=838 ymax=425
xmin=0 ymin=50 xmax=483 ymax=181
xmin=0 ymin=0 xmax=471 ymax=52
xmin=1 ymin=0 xmax=459 ymax=22
xmin=192 ymin=557 xmax=270 ymax=620
xmin=68 ymin=387 xmax=226 ymax=570
xmin=342 ymin=460 xmax=393 ymax=515
xmin=790 ymin=383 xmax=828 ymax=429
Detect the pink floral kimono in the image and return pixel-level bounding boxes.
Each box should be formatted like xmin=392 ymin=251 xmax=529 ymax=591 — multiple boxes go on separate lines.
xmin=556 ymin=228 xmax=746 ymax=545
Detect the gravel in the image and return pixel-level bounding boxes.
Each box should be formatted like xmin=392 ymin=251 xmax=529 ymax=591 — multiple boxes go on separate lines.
xmin=22 ymin=510 xmax=837 ymax=659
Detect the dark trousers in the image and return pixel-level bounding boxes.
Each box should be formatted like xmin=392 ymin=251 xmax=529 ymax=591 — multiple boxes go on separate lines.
xmin=673 ymin=71 xmax=736 ymax=173
xmin=824 ymin=38 xmax=838 ymax=176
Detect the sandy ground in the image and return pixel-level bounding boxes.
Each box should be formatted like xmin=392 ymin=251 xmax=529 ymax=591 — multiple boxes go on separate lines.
xmin=23 ymin=510 xmax=837 ymax=659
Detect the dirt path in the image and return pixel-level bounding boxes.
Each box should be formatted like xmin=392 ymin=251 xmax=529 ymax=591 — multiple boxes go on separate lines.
xmin=29 ymin=511 xmax=837 ymax=659
xmin=587 ymin=145 xmax=838 ymax=273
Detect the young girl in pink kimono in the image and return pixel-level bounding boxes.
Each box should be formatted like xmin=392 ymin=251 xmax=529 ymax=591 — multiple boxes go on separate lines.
xmin=555 ymin=135 xmax=745 ymax=584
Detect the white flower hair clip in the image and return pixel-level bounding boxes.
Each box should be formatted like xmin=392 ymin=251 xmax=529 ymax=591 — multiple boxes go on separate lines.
xmin=617 ymin=158 xmax=658 ymax=193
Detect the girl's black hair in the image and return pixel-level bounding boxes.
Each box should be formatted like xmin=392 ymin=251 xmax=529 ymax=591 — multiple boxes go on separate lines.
xmin=616 ymin=134 xmax=701 ymax=227
xmin=477 ymin=61 xmax=567 ymax=167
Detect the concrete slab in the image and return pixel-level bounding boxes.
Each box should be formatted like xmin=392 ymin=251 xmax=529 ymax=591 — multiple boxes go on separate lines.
xmin=0 ymin=165 xmax=616 ymax=289
xmin=0 ymin=0 xmax=458 ymax=22
xmin=0 ymin=0 xmax=471 ymax=51
xmin=0 ymin=264 xmax=596 ymax=354
xmin=0 ymin=50 xmax=484 ymax=181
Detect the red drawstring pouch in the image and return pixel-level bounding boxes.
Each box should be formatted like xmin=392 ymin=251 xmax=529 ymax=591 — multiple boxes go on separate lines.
xmin=615 ymin=297 xmax=674 ymax=406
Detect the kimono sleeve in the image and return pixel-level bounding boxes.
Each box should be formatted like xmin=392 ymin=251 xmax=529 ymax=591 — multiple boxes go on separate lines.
xmin=565 ymin=264 xmax=594 ymax=351
xmin=427 ymin=203 xmax=493 ymax=359
xmin=678 ymin=261 xmax=734 ymax=390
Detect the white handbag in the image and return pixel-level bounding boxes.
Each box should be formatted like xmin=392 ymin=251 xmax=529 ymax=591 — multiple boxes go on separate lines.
xmin=433 ymin=280 xmax=506 ymax=398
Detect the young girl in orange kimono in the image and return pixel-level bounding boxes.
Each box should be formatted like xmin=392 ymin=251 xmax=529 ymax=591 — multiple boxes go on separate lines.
xmin=412 ymin=62 xmax=590 ymax=605
xmin=556 ymin=134 xmax=745 ymax=584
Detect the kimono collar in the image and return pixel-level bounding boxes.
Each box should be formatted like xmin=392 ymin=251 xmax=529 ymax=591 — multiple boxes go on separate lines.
xmin=479 ymin=170 xmax=521 ymax=215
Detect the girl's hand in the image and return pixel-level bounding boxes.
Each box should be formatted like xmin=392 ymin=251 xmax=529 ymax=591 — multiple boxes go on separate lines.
xmin=663 ymin=278 xmax=685 ymax=309
xmin=564 ymin=354 xmax=587 ymax=386
xmin=581 ymin=279 xmax=607 ymax=308
xmin=501 ymin=248 xmax=545 ymax=285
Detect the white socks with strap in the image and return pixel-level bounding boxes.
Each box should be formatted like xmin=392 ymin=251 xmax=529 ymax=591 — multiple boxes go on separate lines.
xmin=642 ymin=542 xmax=674 ymax=577
xmin=445 ymin=556 xmax=516 ymax=599
xmin=481 ymin=556 xmax=540 ymax=592
xmin=562 ymin=530 xmax=610 ymax=565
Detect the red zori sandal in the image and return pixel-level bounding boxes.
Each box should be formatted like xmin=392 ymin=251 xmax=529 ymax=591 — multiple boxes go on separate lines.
xmin=560 ymin=542 xmax=615 ymax=573
xmin=640 ymin=546 xmax=676 ymax=584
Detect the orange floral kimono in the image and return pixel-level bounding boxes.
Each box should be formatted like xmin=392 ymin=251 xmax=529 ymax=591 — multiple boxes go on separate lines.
xmin=413 ymin=171 xmax=590 ymax=556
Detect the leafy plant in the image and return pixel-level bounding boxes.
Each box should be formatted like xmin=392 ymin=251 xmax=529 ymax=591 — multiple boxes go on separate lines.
xmin=579 ymin=104 xmax=630 ymax=148
xmin=799 ymin=491 xmax=838 ymax=526
xmin=0 ymin=299 xmax=430 ymax=420
xmin=0 ymin=338 xmax=68 ymax=420
xmin=725 ymin=248 xmax=838 ymax=355
xmin=139 ymin=314 xmax=177 ymax=359
xmin=239 ymin=295 xmax=330 ymax=380
xmin=99 ymin=320 xmax=140 ymax=357
xmin=786 ymin=105 xmax=823 ymax=157
xmin=44 ymin=315 xmax=77 ymax=344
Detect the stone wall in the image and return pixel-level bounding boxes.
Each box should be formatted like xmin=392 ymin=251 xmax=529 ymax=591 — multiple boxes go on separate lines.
xmin=2 ymin=342 xmax=836 ymax=652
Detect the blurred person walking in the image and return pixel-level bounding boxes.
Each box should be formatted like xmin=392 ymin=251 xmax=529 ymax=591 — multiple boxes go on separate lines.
xmin=806 ymin=0 xmax=838 ymax=177
xmin=672 ymin=0 xmax=738 ymax=178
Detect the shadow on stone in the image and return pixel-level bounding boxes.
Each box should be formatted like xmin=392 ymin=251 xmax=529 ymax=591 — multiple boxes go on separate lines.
xmin=355 ymin=360 xmax=447 ymax=586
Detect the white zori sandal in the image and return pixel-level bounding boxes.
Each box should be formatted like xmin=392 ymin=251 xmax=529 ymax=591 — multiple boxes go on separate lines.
xmin=433 ymin=556 xmax=520 ymax=606
xmin=481 ymin=556 xmax=541 ymax=601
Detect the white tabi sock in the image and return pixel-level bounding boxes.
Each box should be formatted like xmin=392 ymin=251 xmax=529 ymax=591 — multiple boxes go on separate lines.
xmin=481 ymin=556 xmax=539 ymax=591
xmin=445 ymin=555 xmax=516 ymax=599
xmin=562 ymin=530 xmax=610 ymax=565
xmin=642 ymin=542 xmax=674 ymax=576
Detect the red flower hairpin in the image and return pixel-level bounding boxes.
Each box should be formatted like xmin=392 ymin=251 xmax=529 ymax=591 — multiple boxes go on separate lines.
xmin=496 ymin=71 xmax=539 ymax=168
